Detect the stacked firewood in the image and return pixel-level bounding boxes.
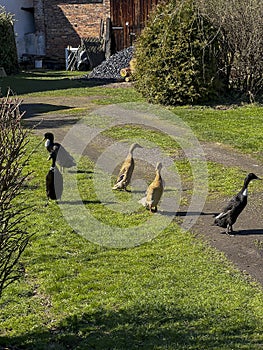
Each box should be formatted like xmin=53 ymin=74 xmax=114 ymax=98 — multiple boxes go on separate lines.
xmin=120 ymin=58 xmax=136 ymax=82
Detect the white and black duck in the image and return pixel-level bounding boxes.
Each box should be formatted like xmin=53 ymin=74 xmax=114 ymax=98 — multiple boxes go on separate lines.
xmin=44 ymin=132 xmax=76 ymax=172
xmin=214 ymin=173 xmax=260 ymax=235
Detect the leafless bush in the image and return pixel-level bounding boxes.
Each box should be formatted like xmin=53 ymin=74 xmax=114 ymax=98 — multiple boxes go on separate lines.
xmin=197 ymin=0 xmax=263 ymax=100
xmin=0 ymin=92 xmax=33 ymax=297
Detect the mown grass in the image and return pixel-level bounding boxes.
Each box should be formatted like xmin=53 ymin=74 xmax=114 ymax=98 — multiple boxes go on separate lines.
xmin=1 ymin=137 xmax=263 ymax=350
xmin=169 ymin=105 xmax=263 ymax=158
xmin=103 ymin=123 xmax=261 ymax=199
xmin=0 ymin=70 xmax=144 ymax=104
xmin=0 ymin=71 xmax=263 ymax=349
xmin=0 ymin=70 xmax=85 ymax=96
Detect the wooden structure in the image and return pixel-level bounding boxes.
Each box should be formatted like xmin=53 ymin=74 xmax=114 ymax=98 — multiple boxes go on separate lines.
xmin=110 ymin=0 xmax=159 ymax=52
xmin=14 ymin=0 xmax=161 ymax=68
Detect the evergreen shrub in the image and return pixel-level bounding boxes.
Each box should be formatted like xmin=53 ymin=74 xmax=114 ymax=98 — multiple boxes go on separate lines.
xmin=134 ymin=0 xmax=225 ymax=105
xmin=0 ymin=7 xmax=19 ymax=75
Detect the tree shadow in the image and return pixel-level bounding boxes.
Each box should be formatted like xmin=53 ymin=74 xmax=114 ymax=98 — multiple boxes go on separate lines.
xmin=20 ymin=102 xmax=81 ymax=130
xmin=0 ymin=304 xmax=258 ymax=349
xmin=20 ymin=103 xmax=73 ymax=118
xmin=1 ymin=72 xmax=117 ymax=97
xmin=22 ymin=116 xmax=79 ymax=130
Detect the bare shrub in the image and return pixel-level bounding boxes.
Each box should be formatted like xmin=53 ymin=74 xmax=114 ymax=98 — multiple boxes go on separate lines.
xmin=197 ymin=0 xmax=263 ymax=100
xmin=0 ymin=92 xmax=33 ymax=297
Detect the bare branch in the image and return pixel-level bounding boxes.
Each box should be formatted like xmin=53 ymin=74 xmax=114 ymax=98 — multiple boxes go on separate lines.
xmin=0 ymin=90 xmax=34 ymax=297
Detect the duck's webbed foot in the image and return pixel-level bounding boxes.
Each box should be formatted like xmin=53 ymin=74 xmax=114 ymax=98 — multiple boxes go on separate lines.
xmin=226 ymin=224 xmax=234 ymax=236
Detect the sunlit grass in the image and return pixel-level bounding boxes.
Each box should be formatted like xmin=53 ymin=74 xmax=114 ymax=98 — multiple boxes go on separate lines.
xmin=0 ymin=70 xmax=143 ymax=105
xmin=169 ymin=105 xmax=263 ymax=158
xmin=102 ymin=124 xmax=262 ymax=200
xmin=1 ymin=134 xmax=263 ymax=349
xmin=103 ymin=124 xmax=181 ymax=157
xmin=1 ymin=72 xmax=263 ymax=349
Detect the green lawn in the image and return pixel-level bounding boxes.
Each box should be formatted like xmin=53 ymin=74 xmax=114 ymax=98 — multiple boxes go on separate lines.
xmin=169 ymin=105 xmax=263 ymax=157
xmin=0 ymin=71 xmax=263 ymax=349
xmin=0 ymin=70 xmax=144 ymax=104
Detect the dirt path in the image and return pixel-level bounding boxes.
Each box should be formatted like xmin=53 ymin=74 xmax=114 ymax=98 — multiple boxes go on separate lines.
xmin=193 ymin=144 xmax=263 ymax=286
xmin=22 ymin=93 xmax=263 ymax=287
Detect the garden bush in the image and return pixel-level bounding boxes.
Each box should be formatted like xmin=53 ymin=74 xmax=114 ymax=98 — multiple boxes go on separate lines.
xmin=134 ymin=0 xmax=263 ymax=105
xmin=0 ymin=7 xmax=19 ymax=75
xmin=134 ymin=0 xmax=225 ymax=105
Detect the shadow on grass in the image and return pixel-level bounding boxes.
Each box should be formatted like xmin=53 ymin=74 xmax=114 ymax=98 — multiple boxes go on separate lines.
xmin=0 ymin=71 xmax=118 ymax=96
xmin=0 ymin=304 xmax=258 ymax=350
xmin=158 ymin=210 xmax=217 ymax=218
xmin=20 ymin=102 xmax=80 ymax=130
xmin=21 ymin=103 xmax=73 ymax=118
xmin=23 ymin=117 xmax=79 ymax=130
xmin=60 ymin=200 xmax=101 ymax=205
xmin=175 ymin=211 xmax=217 ymax=217
xmin=75 ymin=170 xmax=94 ymax=174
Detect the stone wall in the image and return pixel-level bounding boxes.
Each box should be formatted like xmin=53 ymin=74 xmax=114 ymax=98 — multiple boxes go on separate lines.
xmin=33 ymin=0 xmax=110 ymax=66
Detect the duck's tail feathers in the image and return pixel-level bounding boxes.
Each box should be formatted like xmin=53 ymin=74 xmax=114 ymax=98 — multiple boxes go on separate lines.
xmin=112 ymin=183 xmax=122 ymax=190
xmin=112 ymin=174 xmax=125 ymax=190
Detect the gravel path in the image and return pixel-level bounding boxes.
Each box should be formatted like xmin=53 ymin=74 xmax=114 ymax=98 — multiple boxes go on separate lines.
xmin=22 ymin=92 xmax=263 ymax=287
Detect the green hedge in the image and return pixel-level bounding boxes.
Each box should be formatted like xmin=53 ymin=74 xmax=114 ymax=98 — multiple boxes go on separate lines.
xmin=0 ymin=7 xmax=19 ymax=75
xmin=134 ymin=0 xmax=226 ymax=105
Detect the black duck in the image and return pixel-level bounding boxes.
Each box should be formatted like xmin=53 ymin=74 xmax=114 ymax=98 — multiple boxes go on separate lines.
xmin=214 ymin=173 xmax=260 ymax=235
xmin=45 ymin=165 xmax=63 ymax=205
